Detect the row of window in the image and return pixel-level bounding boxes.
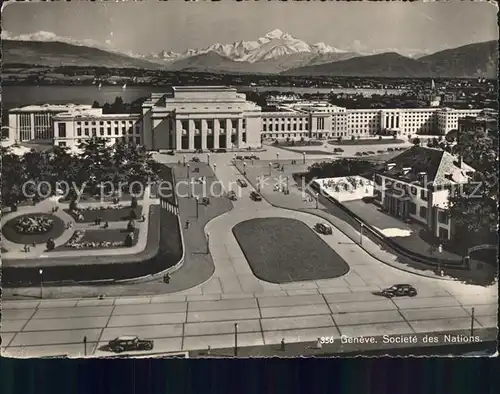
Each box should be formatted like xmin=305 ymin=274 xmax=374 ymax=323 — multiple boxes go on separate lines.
xmin=180 ymin=119 xmax=246 ymax=130
xmin=77 ymin=120 xmax=138 ymax=126
xmin=263 ymin=123 xmax=310 ymax=132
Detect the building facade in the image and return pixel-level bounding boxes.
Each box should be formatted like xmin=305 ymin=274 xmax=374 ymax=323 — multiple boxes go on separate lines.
xmin=141 ymin=86 xmax=262 ymax=151
xmin=7 ymin=104 xmax=93 ymax=142
xmin=373 ymin=146 xmax=475 ymax=241
xmin=52 ymin=109 xmax=142 ymax=150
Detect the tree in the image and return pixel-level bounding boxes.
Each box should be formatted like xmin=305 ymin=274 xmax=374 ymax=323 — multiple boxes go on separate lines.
xmin=447 ymin=124 xmax=498 ymax=249
xmin=0 ymin=146 xmax=26 ymax=209
xmin=412 ymin=137 xmax=421 ymax=146
xmin=92 ymin=100 xmax=100 ymax=108
xmin=77 ymin=137 xmax=114 ymax=194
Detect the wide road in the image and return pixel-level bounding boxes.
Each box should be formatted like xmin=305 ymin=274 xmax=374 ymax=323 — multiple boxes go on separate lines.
xmin=2 ymin=151 xmax=497 ymax=357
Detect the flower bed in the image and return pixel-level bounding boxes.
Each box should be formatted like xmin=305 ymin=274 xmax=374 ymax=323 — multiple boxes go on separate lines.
xmin=15 ymin=215 xmax=54 ymax=234
xmin=54 ymin=229 xmax=140 ymax=251
xmin=2 ymin=214 xmax=65 ymax=245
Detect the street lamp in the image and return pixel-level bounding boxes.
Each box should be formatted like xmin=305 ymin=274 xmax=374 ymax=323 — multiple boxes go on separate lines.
xmin=257 ymin=175 xmax=261 ymax=192
xmin=234 ymin=323 xmax=238 ymax=356
xmin=315 ymin=192 xmax=319 ymax=209
xmin=183 ymin=155 xmax=186 ymax=167
xmin=360 ymin=223 xmax=364 ymax=245
xmin=243 ymin=161 xmax=246 ymax=175
xmin=303 ymin=152 xmax=306 ymax=164
xmin=207 ymin=153 xmax=210 ymax=165
xmin=276 ymin=152 xmax=279 ymax=162
xmin=286 ymin=176 xmax=289 ymax=194
xmin=269 ymin=162 xmax=272 ymax=176
xmin=206 ymin=232 xmax=210 ymax=254
xmin=39 ymin=269 xmax=44 ymax=299
xmin=438 ymin=243 xmax=443 ymax=275
xmin=187 ymin=163 xmax=190 ymax=178
xmin=83 ymin=336 xmax=87 ymax=356
xmin=195 ymin=196 xmax=199 ymax=219
xmin=213 ymin=163 xmax=217 ymax=172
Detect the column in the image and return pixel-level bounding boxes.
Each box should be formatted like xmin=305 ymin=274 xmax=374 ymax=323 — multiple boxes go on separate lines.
xmin=237 ymin=118 xmax=243 ymax=147
xmin=175 ymin=119 xmax=182 ymax=150
xmin=214 ymin=119 xmax=220 ymax=149
xmin=188 ymin=119 xmax=195 ymax=150
xmin=226 ymin=119 xmax=231 ymax=149
xmin=201 ymin=119 xmax=208 ymax=150
xmin=30 ymin=113 xmax=35 ymax=140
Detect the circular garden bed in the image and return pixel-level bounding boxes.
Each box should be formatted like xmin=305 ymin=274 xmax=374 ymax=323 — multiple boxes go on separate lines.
xmin=2 ymin=214 xmax=65 ymax=244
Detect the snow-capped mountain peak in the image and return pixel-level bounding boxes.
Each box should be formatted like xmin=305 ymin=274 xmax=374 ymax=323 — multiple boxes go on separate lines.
xmin=145 ymin=29 xmax=347 ymax=64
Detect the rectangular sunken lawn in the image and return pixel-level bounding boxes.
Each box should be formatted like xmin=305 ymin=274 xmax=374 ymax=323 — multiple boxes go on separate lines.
xmin=232 ymin=217 xmax=349 ymax=283
xmin=55 ymin=229 xmax=140 ymax=251
xmin=64 ymin=206 xmax=143 ymax=223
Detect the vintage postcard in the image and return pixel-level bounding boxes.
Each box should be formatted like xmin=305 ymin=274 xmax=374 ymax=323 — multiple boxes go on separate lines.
xmin=1 ymin=0 xmax=498 ymax=358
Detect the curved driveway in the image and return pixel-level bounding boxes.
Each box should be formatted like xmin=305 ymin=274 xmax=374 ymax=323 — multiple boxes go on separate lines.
xmin=2 ymin=152 xmax=497 ymax=358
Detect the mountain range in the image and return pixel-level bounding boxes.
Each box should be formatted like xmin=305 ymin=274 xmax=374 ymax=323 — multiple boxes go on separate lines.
xmin=2 ymin=29 xmax=497 ymax=78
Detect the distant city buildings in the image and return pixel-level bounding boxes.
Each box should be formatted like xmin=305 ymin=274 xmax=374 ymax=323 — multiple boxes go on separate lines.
xmin=4 ymin=86 xmax=488 ymax=151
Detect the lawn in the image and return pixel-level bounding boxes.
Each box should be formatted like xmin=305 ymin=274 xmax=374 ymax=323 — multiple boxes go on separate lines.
xmin=271 ymin=140 xmax=323 ymax=147
xmin=2 ymin=214 xmax=66 ymax=245
xmin=55 ymin=229 xmax=140 ymax=251
xmin=328 ymin=138 xmax=405 ymax=146
xmin=232 ymin=217 xmax=349 ymax=283
xmin=64 ymin=206 xmax=143 ymax=223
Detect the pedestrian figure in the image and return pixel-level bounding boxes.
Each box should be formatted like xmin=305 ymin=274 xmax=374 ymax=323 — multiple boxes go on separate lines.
xmin=32 ymin=241 xmax=36 ymax=248
xmin=141 ymin=214 xmax=146 ymax=222
xmin=281 ymin=338 xmax=286 ymax=351
xmin=103 ymin=221 xmax=109 ymax=229
xmin=24 ymin=244 xmax=29 ymax=253
xmin=163 ymin=273 xmax=170 ymax=284
xmin=207 ymin=345 xmax=211 ymax=355
xmin=185 ymin=220 xmax=190 ymax=229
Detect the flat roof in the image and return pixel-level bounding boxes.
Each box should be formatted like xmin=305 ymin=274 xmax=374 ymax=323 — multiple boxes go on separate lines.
xmin=10 ymin=104 xmax=92 ymax=112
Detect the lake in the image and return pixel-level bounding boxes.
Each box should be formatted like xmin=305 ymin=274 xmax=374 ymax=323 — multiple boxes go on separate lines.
xmin=1 ymin=85 xmax=408 ymax=111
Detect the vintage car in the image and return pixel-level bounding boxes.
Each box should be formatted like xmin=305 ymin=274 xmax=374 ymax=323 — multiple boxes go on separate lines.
xmin=236 ymin=179 xmax=248 ymax=188
xmin=227 ymin=191 xmax=237 ymax=200
xmin=250 ymin=191 xmax=262 ymax=201
xmin=107 ymin=336 xmax=154 ymax=353
xmin=381 ymin=284 xmax=417 ymax=298
xmin=314 ymin=223 xmax=333 ymax=235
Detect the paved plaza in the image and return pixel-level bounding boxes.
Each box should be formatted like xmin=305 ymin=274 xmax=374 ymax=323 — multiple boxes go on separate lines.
xmin=1 ymin=150 xmax=497 ymax=357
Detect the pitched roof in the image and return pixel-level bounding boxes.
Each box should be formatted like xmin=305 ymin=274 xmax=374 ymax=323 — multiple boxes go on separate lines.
xmin=377 ymin=146 xmax=475 ymax=186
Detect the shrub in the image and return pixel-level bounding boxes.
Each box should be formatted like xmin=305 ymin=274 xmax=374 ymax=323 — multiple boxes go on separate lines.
xmin=124 ymin=233 xmax=134 ymax=247
xmin=337 ymin=136 xmax=342 ymax=142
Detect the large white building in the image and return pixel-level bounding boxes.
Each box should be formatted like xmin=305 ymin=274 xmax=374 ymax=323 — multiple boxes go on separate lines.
xmin=7 ymin=104 xmax=93 ymax=142
xmin=52 ymin=108 xmax=142 ymax=150
xmin=261 ymin=104 xmax=482 ymax=140
xmin=141 ymin=86 xmax=262 ymax=151
xmin=5 ymin=87 xmax=484 ymax=152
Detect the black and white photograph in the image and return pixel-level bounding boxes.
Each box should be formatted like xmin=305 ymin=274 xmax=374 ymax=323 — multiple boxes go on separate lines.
xmin=1 ymin=0 xmax=498 ymax=358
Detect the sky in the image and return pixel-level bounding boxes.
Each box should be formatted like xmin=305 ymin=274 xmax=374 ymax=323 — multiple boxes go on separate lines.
xmin=2 ymin=0 xmax=498 ymax=56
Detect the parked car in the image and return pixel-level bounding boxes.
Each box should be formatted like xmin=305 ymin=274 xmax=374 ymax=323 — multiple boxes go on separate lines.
xmin=249 ymin=155 xmax=260 ymax=160
xmin=314 ymin=222 xmax=332 ymax=235
xmin=201 ymin=197 xmax=210 ymax=205
xmin=237 ymin=179 xmax=248 ymax=187
xmin=387 ymin=148 xmax=394 ymax=152
xmin=250 ymin=191 xmax=262 ymax=201
xmin=167 ymin=150 xmax=175 ymax=155
xmin=190 ymin=156 xmax=200 ymax=162
xmin=107 ymin=336 xmax=154 ymax=353
xmin=334 ymin=148 xmax=344 ymax=153
xmin=243 ymin=155 xmax=253 ymax=160
xmin=227 ymin=191 xmax=237 ymax=200
xmin=381 ymin=284 xmax=417 ymax=298
xmin=194 ymin=149 xmax=204 ymax=154
xmin=355 ymin=152 xmax=363 ymax=156
xmin=216 ymin=148 xmax=227 ymax=153
xmin=235 ymin=155 xmax=244 ymax=160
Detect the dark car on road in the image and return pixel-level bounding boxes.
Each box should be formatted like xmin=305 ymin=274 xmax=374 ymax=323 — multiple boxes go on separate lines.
xmin=107 ymin=336 xmax=154 ymax=353
xmin=216 ymin=148 xmax=227 ymax=153
xmin=227 ymin=191 xmax=237 ymax=200
xmin=249 ymin=155 xmax=260 ymax=160
xmin=250 ymin=191 xmax=262 ymax=201
xmin=314 ymin=222 xmax=332 ymax=235
xmin=190 ymin=156 xmax=200 ymax=163
xmin=381 ymin=284 xmax=417 ymax=298
xmin=237 ymin=179 xmax=248 ymax=187
xmin=235 ymin=155 xmax=244 ymax=160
